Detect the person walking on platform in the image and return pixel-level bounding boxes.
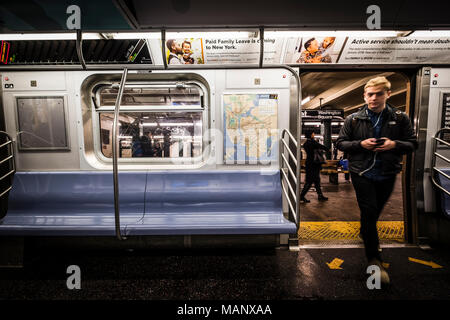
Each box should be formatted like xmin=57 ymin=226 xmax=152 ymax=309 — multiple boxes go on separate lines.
xmin=300 ymin=130 xmax=329 ymax=203
xmin=336 ymin=76 xmax=417 ymax=286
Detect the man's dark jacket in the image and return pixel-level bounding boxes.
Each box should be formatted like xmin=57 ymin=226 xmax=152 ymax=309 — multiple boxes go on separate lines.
xmin=335 ymin=104 xmax=418 ymax=176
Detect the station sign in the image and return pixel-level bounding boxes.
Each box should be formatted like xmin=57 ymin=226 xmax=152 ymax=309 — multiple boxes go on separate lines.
xmin=301 ymin=110 xmax=344 ymax=119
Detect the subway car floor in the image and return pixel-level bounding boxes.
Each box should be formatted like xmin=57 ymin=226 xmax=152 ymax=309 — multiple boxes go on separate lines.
xmin=0 ymin=242 xmax=449 ymax=300
xmin=0 ymin=173 xmax=446 ymax=300
xmin=299 ymin=173 xmax=404 ymax=244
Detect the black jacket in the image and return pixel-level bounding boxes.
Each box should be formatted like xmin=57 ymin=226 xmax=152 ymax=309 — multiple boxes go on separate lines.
xmin=335 ymin=104 xmax=418 ymax=176
xmin=303 ymin=138 xmax=328 ymax=167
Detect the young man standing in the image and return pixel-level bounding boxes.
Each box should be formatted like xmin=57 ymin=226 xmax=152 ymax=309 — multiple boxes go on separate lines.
xmin=336 ymin=76 xmax=417 ymax=285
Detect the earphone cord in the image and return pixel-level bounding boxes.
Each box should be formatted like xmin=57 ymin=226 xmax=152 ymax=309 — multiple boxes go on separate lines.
xmin=359 ymin=109 xmax=383 ymax=176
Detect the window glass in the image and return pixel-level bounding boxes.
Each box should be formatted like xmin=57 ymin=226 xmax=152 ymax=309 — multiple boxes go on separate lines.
xmin=99 ymin=111 xmax=202 ymax=159
xmin=16 ymin=97 xmax=69 ymax=150
xmin=97 ymin=86 xmax=201 ymax=107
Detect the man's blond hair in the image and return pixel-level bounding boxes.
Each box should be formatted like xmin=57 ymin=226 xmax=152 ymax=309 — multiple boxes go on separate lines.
xmin=364 ymin=76 xmax=391 ymax=92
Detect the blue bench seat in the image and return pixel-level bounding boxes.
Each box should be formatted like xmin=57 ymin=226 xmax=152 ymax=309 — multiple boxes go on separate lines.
xmin=0 ymin=170 xmax=296 ymax=236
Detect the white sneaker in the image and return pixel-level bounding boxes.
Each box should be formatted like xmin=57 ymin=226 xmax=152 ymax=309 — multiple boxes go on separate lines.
xmin=368 ymin=259 xmax=390 ymax=286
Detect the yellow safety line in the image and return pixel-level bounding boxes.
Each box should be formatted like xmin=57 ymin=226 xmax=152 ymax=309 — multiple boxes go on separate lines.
xmin=299 ymin=221 xmax=404 ymax=241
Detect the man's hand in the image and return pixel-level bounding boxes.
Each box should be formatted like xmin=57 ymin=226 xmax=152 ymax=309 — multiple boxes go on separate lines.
xmin=360 ymin=138 xmax=378 ymax=150
xmin=373 ymin=137 xmax=396 ymax=152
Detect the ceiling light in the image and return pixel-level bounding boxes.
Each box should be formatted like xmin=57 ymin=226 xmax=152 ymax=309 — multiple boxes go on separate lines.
xmin=408 ymin=30 xmax=450 ymax=37
xmin=166 ymin=31 xmax=258 ymax=39
xmin=301 ymin=96 xmax=311 ymax=105
xmin=265 ymin=30 xmax=403 ymax=38
xmin=0 ymin=33 xmax=77 ymax=40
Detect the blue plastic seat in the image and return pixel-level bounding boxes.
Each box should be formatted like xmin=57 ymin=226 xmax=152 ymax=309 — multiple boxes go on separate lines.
xmin=0 ymin=170 xmax=296 ymax=236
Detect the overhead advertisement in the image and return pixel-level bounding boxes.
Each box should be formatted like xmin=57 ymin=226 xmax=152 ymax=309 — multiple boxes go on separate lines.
xmin=339 ymin=37 xmax=450 ymax=64
xmin=147 ymin=34 xmax=450 ymax=65
xmin=283 ymin=37 xmax=346 ymax=64
xmin=164 ymin=37 xmax=284 ymax=65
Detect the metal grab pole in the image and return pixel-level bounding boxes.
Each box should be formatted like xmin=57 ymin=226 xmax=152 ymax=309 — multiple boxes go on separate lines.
xmin=113 ymin=68 xmax=128 ymax=240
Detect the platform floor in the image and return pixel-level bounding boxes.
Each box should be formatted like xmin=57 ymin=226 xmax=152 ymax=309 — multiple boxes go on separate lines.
xmin=299 ymin=221 xmax=404 ymax=241
xmin=299 ymin=173 xmax=403 ymax=221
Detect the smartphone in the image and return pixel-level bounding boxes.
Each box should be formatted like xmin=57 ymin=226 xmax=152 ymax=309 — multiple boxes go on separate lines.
xmin=375 ymin=138 xmax=385 ymax=146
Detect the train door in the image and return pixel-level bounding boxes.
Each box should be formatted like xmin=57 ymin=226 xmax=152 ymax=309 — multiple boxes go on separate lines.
xmin=417 ymin=67 xmax=450 ymax=244
xmin=298 ymin=70 xmax=413 ymax=246
xmin=0 ymin=74 xmax=14 ymax=219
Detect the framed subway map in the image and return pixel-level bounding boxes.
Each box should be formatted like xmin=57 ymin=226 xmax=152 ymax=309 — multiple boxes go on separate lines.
xmin=223 ymin=93 xmax=278 ymax=164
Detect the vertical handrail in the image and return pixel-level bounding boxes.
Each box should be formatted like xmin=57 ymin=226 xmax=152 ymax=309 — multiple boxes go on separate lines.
xmin=113 ymin=68 xmax=128 ymax=241
xmin=431 ymin=127 xmax=450 ymax=196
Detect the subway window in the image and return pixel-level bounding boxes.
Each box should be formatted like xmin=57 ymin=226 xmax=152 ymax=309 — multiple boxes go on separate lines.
xmin=93 ymin=82 xmax=205 ymax=163
xmin=16 ymin=96 xmax=69 ymax=151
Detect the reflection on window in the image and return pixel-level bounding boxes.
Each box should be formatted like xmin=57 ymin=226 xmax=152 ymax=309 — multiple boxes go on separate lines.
xmin=97 ymin=86 xmax=201 ymax=107
xmin=16 ymin=97 xmax=69 ymax=150
xmin=99 ymin=112 xmax=202 ymax=159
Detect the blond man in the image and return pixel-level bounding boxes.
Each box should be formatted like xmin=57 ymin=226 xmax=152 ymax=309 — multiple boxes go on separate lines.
xmin=336 ymin=76 xmax=417 ymax=286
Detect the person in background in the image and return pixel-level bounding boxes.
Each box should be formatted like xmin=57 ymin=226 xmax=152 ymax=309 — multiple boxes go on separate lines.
xmin=300 ymin=130 xmax=330 ymax=202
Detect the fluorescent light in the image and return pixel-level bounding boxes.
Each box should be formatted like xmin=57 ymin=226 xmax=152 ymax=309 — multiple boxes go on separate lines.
xmin=166 ymin=31 xmax=258 ymax=39
xmin=102 ymin=32 xmax=160 ymax=39
xmin=0 ymin=32 xmax=160 ymax=41
xmin=301 ymin=96 xmax=311 ymax=104
xmin=303 ymin=122 xmax=322 ymax=126
xmin=408 ymin=30 xmax=450 ymax=37
xmin=0 ymin=33 xmax=76 ymax=40
xmin=265 ymin=30 xmax=403 ymax=38
xmin=143 ymin=122 xmax=195 ymax=127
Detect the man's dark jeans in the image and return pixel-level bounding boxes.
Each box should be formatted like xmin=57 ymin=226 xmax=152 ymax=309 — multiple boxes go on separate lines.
xmin=350 ymin=172 xmax=396 ymax=262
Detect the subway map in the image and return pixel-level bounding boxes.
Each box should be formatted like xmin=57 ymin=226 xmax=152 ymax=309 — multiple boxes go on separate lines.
xmin=223 ymin=94 xmax=278 ymax=163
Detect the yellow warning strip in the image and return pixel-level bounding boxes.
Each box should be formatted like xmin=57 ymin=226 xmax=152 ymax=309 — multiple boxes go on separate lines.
xmin=299 ymin=221 xmax=404 ymax=241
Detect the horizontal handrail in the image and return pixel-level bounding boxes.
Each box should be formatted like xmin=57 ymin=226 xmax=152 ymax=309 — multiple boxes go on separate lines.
xmin=434 ymin=167 xmax=450 ymax=181
xmin=0 ymin=140 xmax=12 ymax=149
xmin=430 ymin=128 xmax=450 ymax=198
xmin=0 ymin=155 xmax=13 ymax=166
xmin=280 ymin=180 xmax=297 ymax=225
xmin=281 ymin=139 xmax=297 ymax=166
xmin=0 ymin=186 xmax=12 ymax=198
xmin=434 ymin=152 xmax=450 ymax=164
xmin=281 ymin=129 xmax=298 ymax=147
xmin=0 ymin=169 xmax=15 ymax=182
xmin=280 ymin=168 xmax=297 ymax=201
xmin=281 ymin=154 xmax=297 ymax=184
xmin=433 ymin=136 xmax=450 ymax=148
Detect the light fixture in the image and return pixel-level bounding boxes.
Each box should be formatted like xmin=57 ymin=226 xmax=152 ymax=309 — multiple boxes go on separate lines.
xmin=143 ymin=122 xmax=195 ymax=127
xmin=0 ymin=32 xmax=161 ymax=41
xmin=0 ymin=33 xmax=77 ymax=40
xmin=408 ymin=30 xmax=450 ymax=37
xmin=166 ymin=31 xmax=258 ymax=39
xmin=301 ymin=96 xmax=311 ymax=105
xmin=265 ymin=30 xmax=404 ymax=38
xmin=99 ymin=32 xmax=161 ymax=39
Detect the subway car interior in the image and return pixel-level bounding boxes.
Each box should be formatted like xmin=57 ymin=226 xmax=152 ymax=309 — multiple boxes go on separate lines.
xmin=0 ymin=0 xmax=450 ymax=302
